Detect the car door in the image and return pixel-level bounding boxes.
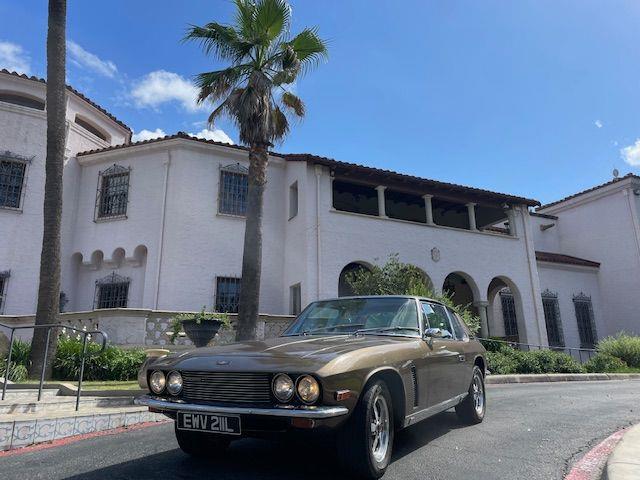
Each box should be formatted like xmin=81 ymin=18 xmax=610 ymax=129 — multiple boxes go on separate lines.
xmin=445 ymin=307 xmax=474 ymax=395
xmin=420 ymin=302 xmax=463 ymax=407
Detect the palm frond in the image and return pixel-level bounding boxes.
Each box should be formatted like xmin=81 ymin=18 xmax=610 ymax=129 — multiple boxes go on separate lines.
xmin=183 ymin=23 xmax=252 ymax=62
xmin=270 ymin=105 xmax=290 ymax=141
xmin=234 ymin=0 xmax=257 ymax=41
xmin=281 ymin=91 xmax=305 ymax=117
xmin=194 ymin=65 xmax=252 ymax=103
xmin=286 ymin=27 xmax=328 ymax=73
xmin=255 ymin=0 xmax=291 ymax=42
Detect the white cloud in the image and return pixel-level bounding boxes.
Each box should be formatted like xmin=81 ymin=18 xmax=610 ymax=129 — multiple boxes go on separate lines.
xmin=621 ymin=139 xmax=640 ymax=167
xmin=67 ymin=40 xmax=117 ymax=78
xmin=595 ymin=120 xmax=603 ymax=129
xmin=0 ymin=41 xmax=30 ymax=74
xmin=131 ymin=70 xmax=204 ymax=112
xmin=190 ymin=128 xmax=234 ymax=144
xmin=132 ymin=128 xmax=166 ymax=142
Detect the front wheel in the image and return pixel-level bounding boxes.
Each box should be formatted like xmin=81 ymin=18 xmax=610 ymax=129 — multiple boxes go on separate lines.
xmin=337 ymin=380 xmax=394 ymax=479
xmin=455 ymin=365 xmax=486 ymax=424
xmin=174 ymin=422 xmax=231 ymax=457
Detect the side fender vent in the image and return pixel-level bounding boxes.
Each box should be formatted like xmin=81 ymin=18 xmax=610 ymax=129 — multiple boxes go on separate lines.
xmin=410 ymin=364 xmax=419 ymax=406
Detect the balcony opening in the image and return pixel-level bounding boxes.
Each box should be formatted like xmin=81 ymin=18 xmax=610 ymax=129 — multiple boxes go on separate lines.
xmin=476 ymin=204 xmax=509 ymax=234
xmin=432 ymin=198 xmax=469 ymax=229
xmin=385 ymin=190 xmax=426 ymax=223
xmin=332 ymin=180 xmax=378 ymax=216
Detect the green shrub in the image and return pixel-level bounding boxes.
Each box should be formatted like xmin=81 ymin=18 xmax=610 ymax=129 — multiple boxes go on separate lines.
xmin=0 ymin=359 xmax=29 ymax=382
xmin=486 ymin=351 xmax=517 ymax=374
xmin=584 ymin=353 xmax=628 ymax=373
xmin=486 ymin=346 xmax=584 ymax=374
xmin=480 ymin=338 xmax=513 ymax=353
xmin=597 ymin=334 xmax=640 ymax=368
xmin=53 ymin=337 xmax=146 ymax=381
xmin=0 ymin=339 xmax=32 ymax=382
xmin=528 ymin=349 xmax=584 ymax=374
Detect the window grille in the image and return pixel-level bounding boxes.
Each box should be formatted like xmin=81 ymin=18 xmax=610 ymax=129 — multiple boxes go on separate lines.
xmin=95 ymin=164 xmax=130 ymax=220
xmin=500 ymin=289 xmax=519 ymax=340
xmin=218 ymin=164 xmax=248 ymax=216
xmin=0 ymin=157 xmax=27 ymax=209
xmin=541 ymin=290 xmax=564 ymax=347
xmin=95 ymin=272 xmax=130 ymax=309
xmin=215 ymin=277 xmax=241 ymax=313
xmin=290 ymin=283 xmax=301 ymax=315
xmin=573 ymin=293 xmax=597 ymax=349
xmin=0 ymin=270 xmax=10 ymax=314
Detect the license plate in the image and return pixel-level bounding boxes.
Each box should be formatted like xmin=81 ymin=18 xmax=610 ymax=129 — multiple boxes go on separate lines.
xmin=176 ymin=412 xmax=241 ymax=436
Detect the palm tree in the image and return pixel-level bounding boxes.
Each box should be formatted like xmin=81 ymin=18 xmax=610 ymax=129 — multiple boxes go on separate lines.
xmin=28 ymin=0 xmax=66 ymax=378
xmin=185 ymin=0 xmax=327 ymax=340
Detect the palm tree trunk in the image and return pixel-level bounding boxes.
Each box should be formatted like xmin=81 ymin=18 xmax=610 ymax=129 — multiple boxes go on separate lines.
xmin=28 ymin=0 xmax=66 ymax=379
xmin=236 ymin=145 xmax=268 ymax=341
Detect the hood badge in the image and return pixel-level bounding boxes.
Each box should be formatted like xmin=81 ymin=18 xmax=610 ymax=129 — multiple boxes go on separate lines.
xmin=216 ymin=360 xmax=231 ymax=366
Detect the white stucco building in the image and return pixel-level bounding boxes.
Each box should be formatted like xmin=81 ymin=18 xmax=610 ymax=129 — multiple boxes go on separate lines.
xmin=1 ymin=69 xmax=638 ymax=351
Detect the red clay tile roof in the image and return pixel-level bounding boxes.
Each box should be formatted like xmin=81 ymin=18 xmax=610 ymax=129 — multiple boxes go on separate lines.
xmin=537 ymin=173 xmax=640 ymax=211
xmin=535 ymin=251 xmax=600 ymax=268
xmin=76 ymin=131 xmax=253 ymax=157
xmin=77 ymin=133 xmax=539 ymax=206
xmin=286 ymin=153 xmax=540 ymax=206
xmin=0 ymin=69 xmax=131 ymax=132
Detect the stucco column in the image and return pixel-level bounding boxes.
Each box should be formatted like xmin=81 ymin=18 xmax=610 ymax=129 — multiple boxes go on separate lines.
xmin=474 ymin=300 xmax=489 ymax=338
xmin=376 ymin=185 xmax=387 ymax=218
xmin=423 ymin=194 xmax=435 ymax=225
xmin=466 ymin=202 xmax=477 ymax=231
xmin=505 ymin=208 xmax=517 ymax=236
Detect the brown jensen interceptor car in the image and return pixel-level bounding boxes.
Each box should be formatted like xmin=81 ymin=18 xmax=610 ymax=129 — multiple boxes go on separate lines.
xmin=136 ymin=296 xmax=487 ymax=479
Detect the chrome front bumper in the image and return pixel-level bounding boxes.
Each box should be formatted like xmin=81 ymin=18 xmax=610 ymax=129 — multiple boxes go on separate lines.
xmin=135 ymin=395 xmax=349 ymax=419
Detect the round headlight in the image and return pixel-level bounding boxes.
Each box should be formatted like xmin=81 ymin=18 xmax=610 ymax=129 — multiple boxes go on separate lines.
xmin=166 ymin=371 xmax=183 ymax=395
xmin=149 ymin=370 xmax=166 ymax=394
xmin=296 ymin=375 xmax=320 ymax=404
xmin=272 ymin=373 xmax=295 ymax=402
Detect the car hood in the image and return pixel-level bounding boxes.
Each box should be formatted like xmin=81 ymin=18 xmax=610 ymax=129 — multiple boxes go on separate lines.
xmin=150 ymin=335 xmax=419 ymax=374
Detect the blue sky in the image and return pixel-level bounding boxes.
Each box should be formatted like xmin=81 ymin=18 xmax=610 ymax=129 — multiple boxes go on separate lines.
xmin=1 ymin=0 xmax=639 ymax=204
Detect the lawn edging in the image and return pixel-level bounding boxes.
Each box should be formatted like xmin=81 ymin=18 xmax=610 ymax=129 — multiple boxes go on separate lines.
xmin=485 ymin=373 xmax=640 ymax=384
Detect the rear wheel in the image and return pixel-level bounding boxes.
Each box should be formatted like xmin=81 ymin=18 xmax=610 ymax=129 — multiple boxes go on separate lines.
xmin=337 ymin=380 xmax=394 ymax=479
xmin=455 ymin=365 xmax=486 ymax=424
xmin=174 ymin=422 xmax=231 ymax=457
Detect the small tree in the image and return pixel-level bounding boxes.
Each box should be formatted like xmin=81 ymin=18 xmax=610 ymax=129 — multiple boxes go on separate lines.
xmin=345 ymin=254 xmax=481 ymax=334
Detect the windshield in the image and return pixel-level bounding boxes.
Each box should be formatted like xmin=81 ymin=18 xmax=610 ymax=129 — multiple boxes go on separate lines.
xmin=284 ymin=297 xmax=420 ymax=337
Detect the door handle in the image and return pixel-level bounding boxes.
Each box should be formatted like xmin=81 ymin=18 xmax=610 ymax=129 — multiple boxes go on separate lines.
xmin=458 ymin=355 xmax=466 ymax=362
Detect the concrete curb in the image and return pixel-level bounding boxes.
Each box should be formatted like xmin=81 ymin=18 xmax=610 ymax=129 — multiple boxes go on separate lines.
xmin=486 ymin=373 xmax=640 ymax=384
xmin=604 ymin=424 xmax=640 ymax=480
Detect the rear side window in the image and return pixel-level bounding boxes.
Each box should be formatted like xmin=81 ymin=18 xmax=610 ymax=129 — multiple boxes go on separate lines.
xmin=420 ymin=302 xmax=454 ymax=339
xmin=447 ymin=307 xmax=469 ymax=341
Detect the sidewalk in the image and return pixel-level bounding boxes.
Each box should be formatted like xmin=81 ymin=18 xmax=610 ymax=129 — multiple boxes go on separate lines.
xmin=605 ymin=424 xmax=640 ymax=480
xmin=485 ymin=373 xmax=640 ymax=384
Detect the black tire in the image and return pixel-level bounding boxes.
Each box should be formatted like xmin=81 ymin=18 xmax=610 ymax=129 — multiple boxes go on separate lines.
xmin=174 ymin=422 xmax=231 ymax=457
xmin=455 ymin=365 xmax=486 ymax=425
xmin=336 ymin=380 xmax=394 ymax=479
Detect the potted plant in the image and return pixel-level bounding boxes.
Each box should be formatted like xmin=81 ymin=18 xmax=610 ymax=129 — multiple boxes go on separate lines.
xmin=170 ymin=307 xmax=230 ymax=348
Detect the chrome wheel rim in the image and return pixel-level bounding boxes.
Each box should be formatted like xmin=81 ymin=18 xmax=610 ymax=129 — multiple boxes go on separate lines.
xmin=370 ymin=394 xmax=390 ymax=463
xmin=472 ymin=373 xmax=484 ymax=415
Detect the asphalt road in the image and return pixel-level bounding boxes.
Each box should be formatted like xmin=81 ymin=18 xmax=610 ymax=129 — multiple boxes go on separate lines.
xmin=1 ymin=380 xmax=639 ymax=480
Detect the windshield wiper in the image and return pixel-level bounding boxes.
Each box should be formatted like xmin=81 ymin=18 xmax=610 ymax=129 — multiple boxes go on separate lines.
xmin=290 ymin=323 xmax=366 ymax=336
xmin=351 ymin=326 xmax=421 ymax=336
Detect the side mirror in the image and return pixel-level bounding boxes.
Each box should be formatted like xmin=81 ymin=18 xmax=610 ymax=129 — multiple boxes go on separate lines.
xmin=423 ymin=328 xmax=444 ymax=339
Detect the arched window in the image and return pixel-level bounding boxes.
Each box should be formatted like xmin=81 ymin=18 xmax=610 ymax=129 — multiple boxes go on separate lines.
xmin=0 ymin=92 xmax=45 ymax=110
xmin=338 ymin=262 xmax=371 ymax=297
xmin=75 ymin=115 xmax=109 ymax=142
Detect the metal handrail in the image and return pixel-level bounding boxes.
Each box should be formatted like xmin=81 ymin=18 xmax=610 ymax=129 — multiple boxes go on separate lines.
xmin=0 ymin=322 xmax=108 ymax=411
xmin=477 ymin=337 xmax=597 ymax=363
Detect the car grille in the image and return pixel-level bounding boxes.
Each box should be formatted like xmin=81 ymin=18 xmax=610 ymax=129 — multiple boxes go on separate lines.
xmin=181 ymin=371 xmax=272 ymax=404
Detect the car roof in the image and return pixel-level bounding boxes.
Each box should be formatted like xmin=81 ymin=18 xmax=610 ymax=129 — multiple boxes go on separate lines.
xmin=315 ymin=295 xmax=447 ymax=306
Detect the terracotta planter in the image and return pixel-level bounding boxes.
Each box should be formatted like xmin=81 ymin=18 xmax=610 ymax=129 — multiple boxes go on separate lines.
xmin=181 ymin=319 xmax=223 ymax=348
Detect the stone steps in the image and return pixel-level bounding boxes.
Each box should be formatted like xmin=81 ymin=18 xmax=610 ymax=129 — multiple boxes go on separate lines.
xmin=1 ymin=389 xmax=61 ymax=401
xmin=0 ymin=395 xmax=134 ymax=415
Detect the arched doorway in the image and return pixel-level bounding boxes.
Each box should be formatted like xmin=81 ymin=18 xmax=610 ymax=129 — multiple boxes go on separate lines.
xmin=338 ymin=262 xmax=371 ymax=297
xmin=487 ymin=276 xmax=525 ymax=343
xmin=442 ymin=272 xmax=479 ymax=315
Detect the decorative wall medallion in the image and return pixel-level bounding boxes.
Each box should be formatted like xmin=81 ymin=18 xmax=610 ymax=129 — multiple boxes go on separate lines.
xmin=431 ymin=247 xmax=441 ymax=262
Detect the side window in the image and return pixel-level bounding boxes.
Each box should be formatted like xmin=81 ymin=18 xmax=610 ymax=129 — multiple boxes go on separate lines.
xmin=420 ymin=302 xmax=454 ymax=339
xmin=447 ymin=307 xmax=469 ymax=341
xmin=95 ymin=164 xmax=130 ymax=220
xmin=218 ymin=164 xmax=248 ymax=216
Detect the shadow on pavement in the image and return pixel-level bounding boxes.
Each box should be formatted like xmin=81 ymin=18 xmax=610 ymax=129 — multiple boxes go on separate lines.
xmin=63 ymin=412 xmax=464 ymax=479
